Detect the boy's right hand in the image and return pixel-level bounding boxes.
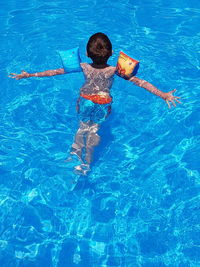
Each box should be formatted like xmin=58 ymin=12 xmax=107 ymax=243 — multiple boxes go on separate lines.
xmin=9 ymin=70 xmax=30 ymax=80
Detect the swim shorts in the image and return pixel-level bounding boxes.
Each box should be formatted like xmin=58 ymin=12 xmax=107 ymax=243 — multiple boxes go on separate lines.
xmin=76 ymin=97 xmax=111 ymax=124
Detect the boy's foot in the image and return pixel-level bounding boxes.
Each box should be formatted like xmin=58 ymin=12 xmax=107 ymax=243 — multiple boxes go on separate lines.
xmin=65 ymin=151 xmax=82 ymax=163
xmin=74 ymin=164 xmax=90 ymax=176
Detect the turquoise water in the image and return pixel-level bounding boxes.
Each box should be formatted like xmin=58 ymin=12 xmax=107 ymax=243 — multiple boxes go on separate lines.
xmin=1 ymin=0 xmax=200 ymax=266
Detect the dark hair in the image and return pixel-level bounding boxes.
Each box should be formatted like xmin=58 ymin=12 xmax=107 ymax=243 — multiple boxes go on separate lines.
xmin=86 ymin=33 xmax=112 ymax=65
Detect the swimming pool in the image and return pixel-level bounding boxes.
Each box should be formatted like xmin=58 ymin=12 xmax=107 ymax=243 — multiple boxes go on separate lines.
xmin=1 ymin=0 xmax=200 ymax=266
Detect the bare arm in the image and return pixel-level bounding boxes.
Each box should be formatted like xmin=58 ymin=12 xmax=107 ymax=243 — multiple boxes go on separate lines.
xmin=129 ymin=76 xmax=166 ymax=99
xmin=9 ymin=68 xmax=65 ymax=80
xmin=29 ymin=68 xmax=65 ymax=77
xmin=129 ymin=76 xmax=181 ymax=108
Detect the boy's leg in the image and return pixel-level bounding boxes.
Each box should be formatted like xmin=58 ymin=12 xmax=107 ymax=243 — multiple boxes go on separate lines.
xmin=72 ymin=121 xmax=99 ymax=175
xmin=71 ymin=121 xmax=89 ymax=161
xmin=85 ymin=122 xmax=100 ymax=165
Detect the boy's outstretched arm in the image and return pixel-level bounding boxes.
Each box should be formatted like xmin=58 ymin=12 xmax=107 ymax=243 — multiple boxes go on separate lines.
xmin=129 ymin=76 xmax=181 ymax=108
xmin=9 ymin=68 xmax=65 ymax=80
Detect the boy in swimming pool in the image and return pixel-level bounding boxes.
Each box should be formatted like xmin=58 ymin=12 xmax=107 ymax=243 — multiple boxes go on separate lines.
xmin=10 ymin=32 xmax=181 ymax=174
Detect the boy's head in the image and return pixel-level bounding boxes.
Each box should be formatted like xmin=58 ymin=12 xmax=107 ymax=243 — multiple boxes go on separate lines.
xmin=87 ymin=33 xmax=112 ymax=65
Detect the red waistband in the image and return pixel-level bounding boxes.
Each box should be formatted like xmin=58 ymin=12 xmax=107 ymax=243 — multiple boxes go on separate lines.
xmin=80 ymin=94 xmax=112 ymax=104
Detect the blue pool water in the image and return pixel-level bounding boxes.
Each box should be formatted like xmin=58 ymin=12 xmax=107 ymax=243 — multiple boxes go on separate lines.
xmin=1 ymin=0 xmax=200 ymax=266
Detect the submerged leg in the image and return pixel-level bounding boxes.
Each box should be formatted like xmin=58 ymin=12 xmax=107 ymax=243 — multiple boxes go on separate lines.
xmin=70 ymin=121 xmax=89 ymax=162
xmin=85 ymin=122 xmax=100 ymax=165
xmin=72 ymin=121 xmax=100 ymax=175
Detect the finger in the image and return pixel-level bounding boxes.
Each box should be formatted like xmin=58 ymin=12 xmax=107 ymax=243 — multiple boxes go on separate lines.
xmin=170 ymin=89 xmax=177 ymax=94
xmin=8 ymin=75 xmax=17 ymax=78
xmin=166 ymin=100 xmax=171 ymax=108
xmin=171 ymin=100 xmax=176 ymax=107
xmin=174 ymin=96 xmax=181 ymax=99
xmin=10 ymin=73 xmax=17 ymax=75
xmin=175 ymin=99 xmax=182 ymax=104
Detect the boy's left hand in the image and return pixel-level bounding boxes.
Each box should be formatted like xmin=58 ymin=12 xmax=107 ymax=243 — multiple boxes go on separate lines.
xmin=8 ymin=70 xmax=30 ymax=80
xmin=163 ymin=89 xmax=181 ymax=108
